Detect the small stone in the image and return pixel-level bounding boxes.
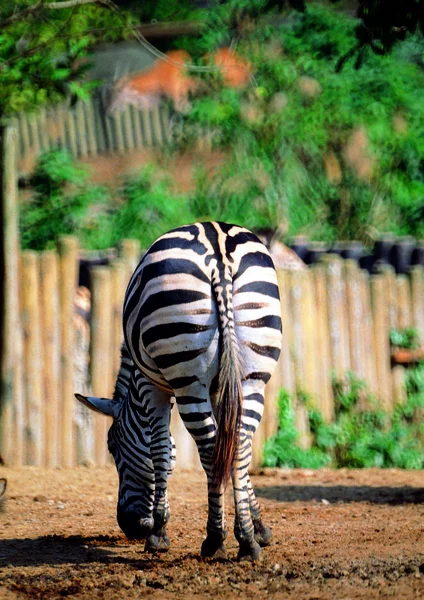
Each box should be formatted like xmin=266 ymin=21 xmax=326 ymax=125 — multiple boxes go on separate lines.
xmin=107 ymin=495 xmax=114 ymax=502
xmin=33 ymin=495 xmax=48 ymax=502
xmin=321 ymin=499 xmax=330 ymax=505
xmin=57 ymin=502 xmax=65 ymax=509
xmin=272 ymin=563 xmax=281 ymax=573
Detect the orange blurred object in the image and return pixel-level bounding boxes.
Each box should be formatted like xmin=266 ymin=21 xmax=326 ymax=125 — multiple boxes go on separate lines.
xmin=110 ymin=48 xmax=252 ymax=113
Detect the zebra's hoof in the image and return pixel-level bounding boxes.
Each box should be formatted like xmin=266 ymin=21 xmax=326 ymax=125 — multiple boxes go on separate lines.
xmin=237 ymin=539 xmax=262 ymax=563
xmin=201 ymin=536 xmax=228 ymax=560
xmin=254 ymin=523 xmax=272 ymax=547
xmin=145 ymin=532 xmax=171 ymax=553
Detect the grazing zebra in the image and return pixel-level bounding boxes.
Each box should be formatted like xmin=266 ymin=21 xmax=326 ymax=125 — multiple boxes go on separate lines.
xmin=76 ymin=221 xmax=282 ymax=561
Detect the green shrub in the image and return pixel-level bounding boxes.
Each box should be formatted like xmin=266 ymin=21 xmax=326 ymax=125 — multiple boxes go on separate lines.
xmin=263 ymin=366 xmax=424 ymax=469
xmin=20 ymin=151 xmax=194 ymax=251
xmin=20 ymin=150 xmax=110 ymax=251
xmin=175 ymin=4 xmax=424 ymax=243
xmin=263 ymin=390 xmax=331 ymax=469
xmin=389 ymin=327 xmax=421 ymax=350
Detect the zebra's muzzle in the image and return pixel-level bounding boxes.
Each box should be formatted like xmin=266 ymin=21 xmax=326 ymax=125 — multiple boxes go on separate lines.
xmin=117 ymin=506 xmax=154 ymax=540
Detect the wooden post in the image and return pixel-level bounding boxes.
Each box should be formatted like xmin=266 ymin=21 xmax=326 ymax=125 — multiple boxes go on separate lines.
xmin=131 ymin=107 xmax=143 ymax=149
xmin=73 ymin=102 xmax=87 ymax=158
xmin=91 ymin=267 xmax=113 ymax=465
xmin=151 ymin=105 xmax=163 ymax=145
xmin=58 ymin=236 xmax=79 ymax=467
xmin=110 ymin=260 xmax=127 ymax=382
xmin=396 ymin=274 xmax=412 ymax=329
xmin=344 ymin=261 xmax=367 ymax=379
xmin=410 ymin=267 xmax=424 ymax=345
xmin=38 ymin=108 xmax=49 ymax=151
xmin=28 ymin=113 xmax=41 ymax=158
xmin=21 ymin=251 xmax=44 ymax=465
xmin=378 ymin=265 xmax=397 ymax=330
xmin=18 ymin=114 xmax=31 ymax=161
xmin=13 ymin=253 xmax=25 ymax=466
xmin=122 ymin=108 xmax=135 ymax=152
xmin=40 ymin=251 xmax=61 ymax=468
xmin=84 ymin=98 xmax=98 ymax=156
xmin=312 ymin=264 xmax=333 ymax=421
xmin=74 ymin=286 xmax=94 ymax=466
xmin=323 ymin=255 xmax=351 ymax=379
xmin=370 ymin=274 xmax=392 ymax=411
xmin=55 ymin=104 xmax=67 ymax=149
xmin=114 ymin=113 xmax=125 ymax=155
xmin=66 ymin=109 xmax=78 ymax=156
xmin=119 ymin=238 xmax=141 ymax=282
xmin=142 ymin=110 xmax=153 ymax=146
xmin=359 ymin=270 xmax=378 ymax=395
xmin=0 ymin=125 xmax=21 ymax=465
xmin=392 ymin=365 xmax=407 ymax=406
xmin=288 ymin=269 xmax=312 ymax=449
xmin=276 ymin=269 xmax=295 ymax=396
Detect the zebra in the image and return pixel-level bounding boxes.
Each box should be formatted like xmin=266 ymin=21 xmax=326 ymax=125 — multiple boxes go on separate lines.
xmin=76 ymin=221 xmax=282 ymax=561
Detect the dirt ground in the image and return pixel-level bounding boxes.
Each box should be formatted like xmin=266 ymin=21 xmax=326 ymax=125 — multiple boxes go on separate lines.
xmin=0 ymin=467 xmax=423 ymax=600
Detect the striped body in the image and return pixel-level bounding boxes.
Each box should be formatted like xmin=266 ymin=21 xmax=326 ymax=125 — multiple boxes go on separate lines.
xmin=76 ymin=221 xmax=282 ymax=559
xmin=124 ymin=221 xmax=281 ymax=405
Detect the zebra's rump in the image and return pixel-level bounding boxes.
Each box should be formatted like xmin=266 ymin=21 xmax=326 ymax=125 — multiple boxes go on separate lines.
xmin=123 ymin=222 xmax=282 ymax=395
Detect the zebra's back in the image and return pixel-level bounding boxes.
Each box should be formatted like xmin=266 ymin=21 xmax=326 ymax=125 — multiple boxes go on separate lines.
xmin=123 ymin=221 xmax=282 ymax=399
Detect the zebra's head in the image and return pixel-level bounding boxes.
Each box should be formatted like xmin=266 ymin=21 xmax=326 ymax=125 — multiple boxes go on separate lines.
xmin=75 ymin=393 xmax=156 ymax=540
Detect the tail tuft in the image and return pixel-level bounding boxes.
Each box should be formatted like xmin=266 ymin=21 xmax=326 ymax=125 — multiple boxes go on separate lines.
xmin=210 ymin=321 xmax=243 ymax=488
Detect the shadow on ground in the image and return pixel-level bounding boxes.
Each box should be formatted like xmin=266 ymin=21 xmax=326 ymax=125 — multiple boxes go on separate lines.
xmin=254 ymin=485 xmax=424 ymax=505
xmin=0 ymin=535 xmax=150 ymax=569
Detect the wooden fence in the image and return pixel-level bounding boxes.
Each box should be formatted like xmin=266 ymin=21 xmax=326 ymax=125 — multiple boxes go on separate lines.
xmin=13 ymin=98 xmax=172 ymax=173
xmin=2 ymin=237 xmax=424 ymax=469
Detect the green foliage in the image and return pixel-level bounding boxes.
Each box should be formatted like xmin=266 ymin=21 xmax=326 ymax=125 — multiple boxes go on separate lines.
xmin=105 ymin=168 xmax=193 ymax=248
xmin=389 ymin=327 xmax=421 ymax=349
xmin=263 ymin=367 xmax=424 ymax=469
xmin=20 ymin=151 xmax=192 ymax=251
xmin=20 ymin=150 xmax=110 ymax=250
xmin=262 ymin=391 xmax=331 ymax=469
xmin=0 ymin=1 xmax=138 ymax=116
xmin=174 ymin=4 xmax=424 ymax=242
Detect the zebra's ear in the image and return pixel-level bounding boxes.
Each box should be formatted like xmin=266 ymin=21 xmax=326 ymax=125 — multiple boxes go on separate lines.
xmin=74 ymin=393 xmax=120 ymax=418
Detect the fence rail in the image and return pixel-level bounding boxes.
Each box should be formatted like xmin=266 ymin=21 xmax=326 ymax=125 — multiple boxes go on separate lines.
xmin=3 ymin=239 xmax=424 ymax=469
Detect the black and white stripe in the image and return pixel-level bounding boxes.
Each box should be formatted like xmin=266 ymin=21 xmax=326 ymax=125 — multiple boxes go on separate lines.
xmin=76 ymin=221 xmax=282 ymax=560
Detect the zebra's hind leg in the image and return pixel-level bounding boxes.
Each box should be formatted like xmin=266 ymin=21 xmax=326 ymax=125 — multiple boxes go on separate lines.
xmin=141 ymin=385 xmax=173 ymax=553
xmin=175 ymin=391 xmax=228 ymax=559
xmin=232 ymin=429 xmax=262 ymax=562
xmin=200 ymin=471 xmax=228 ymax=560
xmin=247 ymin=474 xmax=272 ymax=547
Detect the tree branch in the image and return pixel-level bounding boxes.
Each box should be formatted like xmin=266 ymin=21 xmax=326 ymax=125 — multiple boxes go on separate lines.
xmin=0 ymin=0 xmax=105 ymax=29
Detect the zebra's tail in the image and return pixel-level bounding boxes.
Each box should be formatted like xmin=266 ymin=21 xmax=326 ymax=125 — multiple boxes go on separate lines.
xmin=210 ymin=273 xmax=243 ymax=488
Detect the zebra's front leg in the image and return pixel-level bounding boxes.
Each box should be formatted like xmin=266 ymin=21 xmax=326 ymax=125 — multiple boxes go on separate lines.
xmin=142 ymin=387 xmax=173 ymax=553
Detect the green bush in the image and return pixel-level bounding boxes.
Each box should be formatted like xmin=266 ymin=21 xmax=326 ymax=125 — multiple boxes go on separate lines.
xmin=19 ymin=5 xmax=424 ymax=250
xmin=263 ymin=367 xmax=424 ymax=469
xmin=175 ymin=4 xmax=424 ymax=243
xmin=20 ymin=150 xmax=110 ymax=251
xmin=20 ymin=151 xmax=193 ymax=251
